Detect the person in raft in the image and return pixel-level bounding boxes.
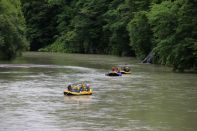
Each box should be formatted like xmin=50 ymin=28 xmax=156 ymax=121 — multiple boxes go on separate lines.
xmin=79 ymin=83 xmax=86 ymax=92
xmin=123 ymin=66 xmax=130 ymax=72
xmin=68 ymin=83 xmax=90 ymax=92
xmin=112 ymin=67 xmax=116 ymax=72
xmin=85 ymin=84 xmax=90 ymax=91
xmin=80 ymin=83 xmax=90 ymax=92
xmin=67 ymin=83 xmax=72 ymax=91
xmin=112 ymin=67 xmax=121 ymax=73
xmin=67 ymin=84 xmax=79 ymax=92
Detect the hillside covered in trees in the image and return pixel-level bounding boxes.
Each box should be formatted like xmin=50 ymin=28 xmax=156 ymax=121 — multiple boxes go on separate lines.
xmin=0 ymin=0 xmax=196 ymax=72
xmin=0 ymin=0 xmax=28 ymax=60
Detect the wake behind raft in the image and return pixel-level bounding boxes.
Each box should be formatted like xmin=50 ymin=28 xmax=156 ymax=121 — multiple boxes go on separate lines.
xmin=64 ymin=83 xmax=93 ymax=96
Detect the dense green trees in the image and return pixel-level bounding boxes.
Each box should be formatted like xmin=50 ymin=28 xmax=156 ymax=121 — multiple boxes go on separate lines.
xmin=1 ymin=0 xmax=196 ymax=71
xmin=128 ymin=0 xmax=197 ymax=71
xmin=42 ymin=0 xmax=115 ymax=54
xmin=127 ymin=11 xmax=152 ymax=60
xmin=147 ymin=0 xmax=197 ymax=71
xmin=0 ymin=0 xmax=28 ymax=60
xmin=21 ymin=0 xmax=59 ymax=51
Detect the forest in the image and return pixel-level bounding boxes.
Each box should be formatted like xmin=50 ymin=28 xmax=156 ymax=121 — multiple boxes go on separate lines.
xmin=0 ymin=0 xmax=28 ymax=60
xmin=0 ymin=0 xmax=196 ymax=71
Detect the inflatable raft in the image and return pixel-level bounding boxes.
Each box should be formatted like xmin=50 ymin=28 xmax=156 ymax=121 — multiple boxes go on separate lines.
xmin=106 ymin=72 xmax=122 ymax=76
xmin=120 ymin=70 xmax=131 ymax=74
xmin=64 ymin=89 xmax=93 ymax=96
xmin=64 ymin=82 xmax=93 ymax=96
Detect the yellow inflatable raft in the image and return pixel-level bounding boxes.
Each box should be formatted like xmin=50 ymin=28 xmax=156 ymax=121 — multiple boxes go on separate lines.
xmin=64 ymin=89 xmax=93 ymax=96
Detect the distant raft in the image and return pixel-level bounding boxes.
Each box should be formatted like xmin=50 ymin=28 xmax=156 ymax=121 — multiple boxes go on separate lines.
xmin=106 ymin=71 xmax=122 ymax=76
xmin=120 ymin=70 xmax=131 ymax=74
xmin=107 ymin=65 xmax=131 ymax=76
xmin=64 ymin=83 xmax=93 ymax=96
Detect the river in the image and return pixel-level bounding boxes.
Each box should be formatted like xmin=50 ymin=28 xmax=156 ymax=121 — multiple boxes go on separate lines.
xmin=0 ymin=52 xmax=197 ymax=131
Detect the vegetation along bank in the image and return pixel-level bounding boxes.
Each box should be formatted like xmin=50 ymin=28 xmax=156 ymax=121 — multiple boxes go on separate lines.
xmin=0 ymin=0 xmax=196 ymax=72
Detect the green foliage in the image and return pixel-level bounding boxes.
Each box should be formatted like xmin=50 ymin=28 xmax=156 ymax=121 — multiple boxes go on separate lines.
xmin=21 ymin=0 xmax=197 ymax=71
xmin=127 ymin=11 xmax=152 ymax=59
xmin=49 ymin=0 xmax=114 ymax=54
xmin=102 ymin=0 xmax=152 ymax=56
xmin=21 ymin=0 xmax=59 ymax=51
xmin=0 ymin=0 xmax=28 ymax=60
xmin=103 ymin=0 xmax=131 ymax=56
xmin=148 ymin=0 xmax=197 ymax=71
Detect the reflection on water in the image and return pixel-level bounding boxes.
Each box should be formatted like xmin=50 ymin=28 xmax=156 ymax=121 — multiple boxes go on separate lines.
xmin=0 ymin=52 xmax=197 ymax=131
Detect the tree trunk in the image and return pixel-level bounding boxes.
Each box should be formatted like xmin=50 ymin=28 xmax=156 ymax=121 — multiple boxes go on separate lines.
xmin=142 ymin=51 xmax=153 ymax=64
